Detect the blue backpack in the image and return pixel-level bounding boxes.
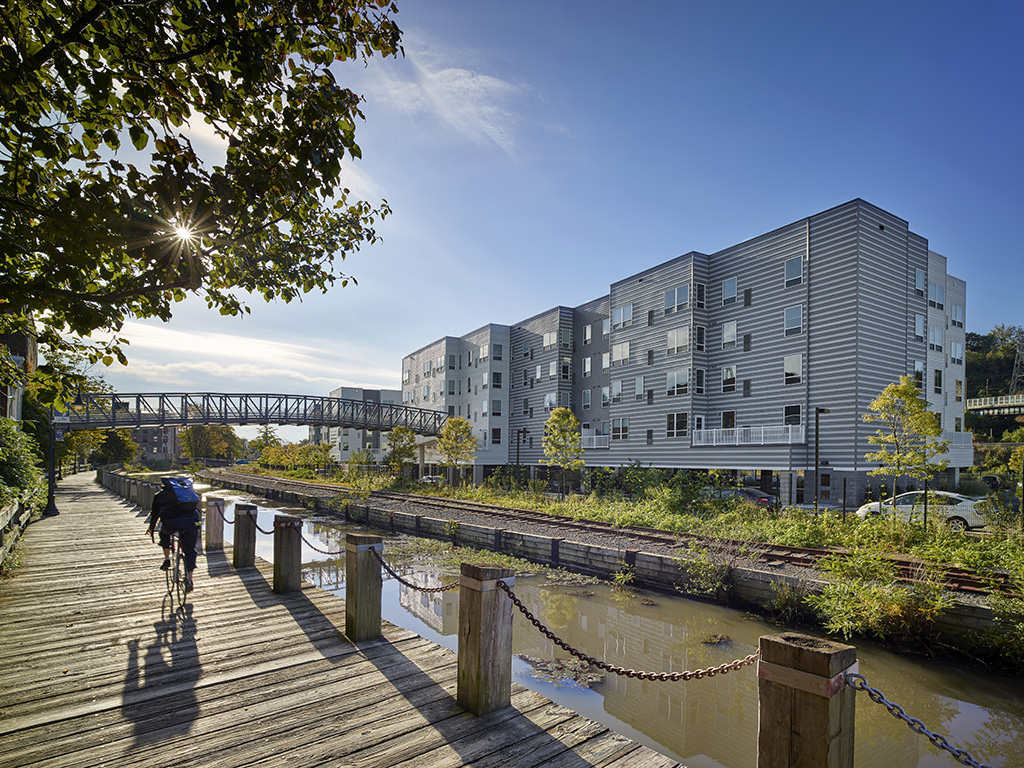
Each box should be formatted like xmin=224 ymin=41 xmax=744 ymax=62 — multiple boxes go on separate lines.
xmin=162 ymin=477 xmax=200 ymax=514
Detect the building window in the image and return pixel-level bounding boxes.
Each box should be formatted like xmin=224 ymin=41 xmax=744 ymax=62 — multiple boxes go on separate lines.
xmin=612 ymin=417 xmax=629 ymax=440
xmin=492 ymin=344 xmax=502 ymax=361
xmin=522 ymin=369 xmax=529 ymax=386
xmin=950 ymin=341 xmax=964 ymax=365
xmin=522 ymin=397 xmax=529 ymax=415
xmin=402 ymin=369 xmax=410 ymax=384
xmin=560 ymin=358 xmax=572 ymax=380
xmin=722 ymin=320 xmax=737 ymax=350
xmin=955 ymin=379 xmax=963 ymax=402
xmin=722 ymin=410 xmax=736 ymax=429
xmin=583 ymin=325 xmax=592 ymax=345
xmin=602 ymin=352 xmax=610 ymax=371
xmin=635 ymin=375 xmax=646 ymax=400
xmin=722 ymin=365 xmax=736 ymax=393
xmin=560 ymin=392 xmax=571 ymax=408
xmin=583 ymin=357 xmax=592 ymax=377
xmin=422 ymin=385 xmax=430 ymax=398
xmin=492 ymin=428 xmax=501 ymax=445
xmin=694 ymin=368 xmax=705 ymax=395
xmin=934 ymin=369 xmax=942 ymax=394
xmin=784 ymin=354 xmax=802 ymax=385
xmin=492 ymin=400 xmax=502 ymax=416
xmin=602 ymin=318 xmax=610 ymax=338
xmin=667 ymin=327 xmax=689 ymax=354
xmin=612 ymin=304 xmax=633 ymax=329
xmin=784 ymin=305 xmax=802 ymax=337
xmin=667 ymin=368 xmax=689 ymax=396
xmin=915 ymin=268 xmax=925 ymax=297
xmin=914 ymin=314 xmax=925 ymax=343
xmin=601 ymin=386 xmax=610 ymax=406
xmin=664 ymin=284 xmax=690 ymax=314
xmin=582 ymin=389 xmax=591 ymax=409
xmin=694 ymin=325 xmax=706 ymax=352
xmin=543 ymin=331 xmax=557 ymax=350
xmin=448 ymin=380 xmax=455 ymax=395
xmin=928 ymin=282 xmax=945 ymax=309
xmin=548 ymin=360 xmax=557 ymax=379
xmin=784 ymin=405 xmax=801 ymax=426
xmin=492 ymin=372 xmax=502 ymax=389
xmin=929 ymin=325 xmax=943 ymax=352
xmin=478 ymin=346 xmax=488 ymax=362
xmin=786 ymin=256 xmax=803 ymax=287
xmin=560 ymin=329 xmax=572 ymax=349
xmin=721 ymin=277 xmax=737 ymax=306
xmin=694 ymin=282 xmax=706 ymax=309
xmin=423 ymin=360 xmax=432 ymax=375
xmin=951 ymin=303 xmax=965 ymax=328
xmin=611 ymin=380 xmax=623 ymax=403
xmin=666 ymin=412 xmax=688 ymax=438
xmin=521 ymin=338 xmax=531 ymax=357
xmin=611 ymin=342 xmax=630 ymax=366
xmin=955 ymin=416 xmax=962 ymax=432
xmin=914 ymin=360 xmax=924 ymax=389
xmin=544 ymin=392 xmax=556 ymax=411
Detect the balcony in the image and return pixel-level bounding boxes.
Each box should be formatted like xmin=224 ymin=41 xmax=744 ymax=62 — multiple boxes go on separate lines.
xmin=945 ymin=431 xmax=974 ymax=448
xmin=582 ymin=434 xmax=610 ymax=449
xmin=692 ymin=424 xmax=805 ymax=447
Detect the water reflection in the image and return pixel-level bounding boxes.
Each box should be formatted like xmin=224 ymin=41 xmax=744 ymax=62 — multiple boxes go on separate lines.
xmin=204 ymin=490 xmax=1024 ymax=768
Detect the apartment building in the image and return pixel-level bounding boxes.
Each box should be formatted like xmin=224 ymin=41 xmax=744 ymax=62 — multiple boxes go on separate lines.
xmin=308 ymin=386 xmax=401 ymax=463
xmin=401 ymin=200 xmax=972 ymax=503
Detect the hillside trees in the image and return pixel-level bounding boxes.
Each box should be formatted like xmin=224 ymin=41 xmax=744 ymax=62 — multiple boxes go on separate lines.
xmin=1 ymin=0 xmax=403 ymax=405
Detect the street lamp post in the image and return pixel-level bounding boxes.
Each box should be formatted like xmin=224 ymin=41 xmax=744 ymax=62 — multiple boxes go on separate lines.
xmin=814 ymin=407 xmax=831 ymax=513
xmin=43 ymin=422 xmax=59 ymax=516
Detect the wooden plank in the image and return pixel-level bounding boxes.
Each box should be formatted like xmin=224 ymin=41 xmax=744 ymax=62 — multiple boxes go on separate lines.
xmin=0 ymin=473 xmax=682 ymax=768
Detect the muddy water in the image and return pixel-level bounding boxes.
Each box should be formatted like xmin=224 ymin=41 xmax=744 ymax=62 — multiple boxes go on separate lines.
xmin=204 ymin=493 xmax=1024 ymax=768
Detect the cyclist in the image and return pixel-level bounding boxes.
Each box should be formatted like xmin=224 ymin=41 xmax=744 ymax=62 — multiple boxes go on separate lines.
xmin=146 ymin=477 xmax=201 ymax=593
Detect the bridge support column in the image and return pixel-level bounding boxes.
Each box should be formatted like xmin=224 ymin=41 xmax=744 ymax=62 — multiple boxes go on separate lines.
xmin=205 ymin=497 xmax=225 ymax=551
xmin=345 ymin=533 xmax=382 ymax=641
xmin=757 ymin=633 xmax=857 ymax=768
xmin=457 ymin=563 xmax=515 ymax=717
xmin=779 ymin=471 xmax=797 ymax=507
xmin=233 ymin=503 xmax=258 ymax=569
xmin=273 ymin=515 xmax=302 ymax=594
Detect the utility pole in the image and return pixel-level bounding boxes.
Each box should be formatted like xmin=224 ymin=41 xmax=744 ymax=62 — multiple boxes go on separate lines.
xmin=814 ymin=407 xmax=830 ymax=513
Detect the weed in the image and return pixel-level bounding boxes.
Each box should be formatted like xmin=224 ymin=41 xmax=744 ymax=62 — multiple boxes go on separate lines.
xmin=444 ymin=519 xmax=460 ymax=541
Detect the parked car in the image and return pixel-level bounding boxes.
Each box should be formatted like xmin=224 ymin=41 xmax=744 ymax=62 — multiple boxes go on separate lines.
xmin=419 ymin=475 xmax=445 ymax=485
xmin=855 ymin=491 xmax=986 ymax=531
xmin=980 ymin=475 xmax=1002 ymax=490
xmin=718 ymin=487 xmax=780 ymax=509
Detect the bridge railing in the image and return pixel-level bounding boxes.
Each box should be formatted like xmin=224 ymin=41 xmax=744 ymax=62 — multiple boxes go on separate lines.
xmin=58 ymin=392 xmax=448 ymax=436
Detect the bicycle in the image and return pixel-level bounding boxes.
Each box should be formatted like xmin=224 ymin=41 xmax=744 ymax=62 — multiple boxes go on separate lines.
xmin=154 ymin=529 xmax=189 ymax=605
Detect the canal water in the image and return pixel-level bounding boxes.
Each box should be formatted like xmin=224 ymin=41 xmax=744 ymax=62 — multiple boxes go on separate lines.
xmin=202 ymin=490 xmax=1024 ymax=768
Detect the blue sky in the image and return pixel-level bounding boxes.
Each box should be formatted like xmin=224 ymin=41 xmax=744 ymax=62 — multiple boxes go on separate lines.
xmin=93 ymin=1 xmax=1024 ymax=439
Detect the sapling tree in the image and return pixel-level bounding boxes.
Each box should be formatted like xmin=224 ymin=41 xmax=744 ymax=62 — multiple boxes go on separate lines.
xmin=540 ymin=407 xmax=585 ymax=499
xmin=863 ymin=375 xmax=949 ymax=503
xmin=436 ymin=417 xmax=477 ymax=486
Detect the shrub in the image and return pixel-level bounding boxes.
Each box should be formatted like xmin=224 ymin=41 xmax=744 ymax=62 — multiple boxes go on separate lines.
xmin=0 ymin=418 xmax=44 ymax=508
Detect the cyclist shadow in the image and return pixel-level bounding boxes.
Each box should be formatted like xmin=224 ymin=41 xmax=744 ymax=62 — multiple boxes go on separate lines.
xmin=121 ymin=603 xmax=201 ymax=745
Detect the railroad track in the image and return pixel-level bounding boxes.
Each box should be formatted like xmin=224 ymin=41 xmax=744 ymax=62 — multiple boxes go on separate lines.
xmin=206 ymin=469 xmax=1020 ymax=597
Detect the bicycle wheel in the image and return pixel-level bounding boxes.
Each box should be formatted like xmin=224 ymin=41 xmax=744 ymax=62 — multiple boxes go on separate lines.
xmin=175 ymin=548 xmax=187 ymax=605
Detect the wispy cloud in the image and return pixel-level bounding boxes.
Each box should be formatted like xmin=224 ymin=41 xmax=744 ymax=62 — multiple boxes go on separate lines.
xmin=368 ymin=33 xmax=529 ymax=161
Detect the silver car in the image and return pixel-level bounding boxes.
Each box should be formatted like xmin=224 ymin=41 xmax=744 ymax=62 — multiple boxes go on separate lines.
xmin=855 ymin=491 xmax=986 ymax=532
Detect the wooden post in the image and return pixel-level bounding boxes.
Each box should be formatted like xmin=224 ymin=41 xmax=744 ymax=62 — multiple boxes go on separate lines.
xmin=273 ymin=515 xmax=302 ymax=594
xmin=457 ymin=562 xmax=515 ymax=717
xmin=757 ymin=633 xmax=858 ymax=768
xmin=205 ymin=497 xmax=225 ymax=551
xmin=233 ymin=503 xmax=258 ymax=569
xmin=345 ymin=533 xmax=382 ymax=641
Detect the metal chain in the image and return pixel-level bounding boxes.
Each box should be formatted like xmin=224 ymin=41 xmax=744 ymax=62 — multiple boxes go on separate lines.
xmin=212 ymin=502 xmax=235 ymax=525
xmin=845 ymin=673 xmax=992 ymax=768
xmin=498 ymin=581 xmax=759 ymax=681
xmin=370 ymin=548 xmax=460 ymax=593
xmin=297 ymin=529 xmax=346 ymax=557
xmin=247 ymin=510 xmax=275 ymax=535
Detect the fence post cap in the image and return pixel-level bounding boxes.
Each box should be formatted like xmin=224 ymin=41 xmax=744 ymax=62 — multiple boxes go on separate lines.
xmin=273 ymin=514 xmax=302 ymax=527
xmin=345 ymin=533 xmax=383 ymax=546
xmin=759 ymin=633 xmax=857 ymax=677
xmin=460 ymin=562 xmax=515 ymax=581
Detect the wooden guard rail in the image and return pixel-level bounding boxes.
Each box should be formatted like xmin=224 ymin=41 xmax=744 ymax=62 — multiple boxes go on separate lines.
xmin=99 ymin=469 xmax=859 ymax=766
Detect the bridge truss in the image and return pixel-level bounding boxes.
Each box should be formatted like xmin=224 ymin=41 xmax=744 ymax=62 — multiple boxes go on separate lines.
xmin=55 ymin=392 xmax=448 ymax=437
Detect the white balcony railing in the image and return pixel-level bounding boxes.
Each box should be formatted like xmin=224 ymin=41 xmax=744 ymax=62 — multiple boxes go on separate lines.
xmin=945 ymin=431 xmax=974 ymax=448
xmin=692 ymin=424 xmax=805 ymax=447
xmin=582 ymin=434 xmax=610 ymax=449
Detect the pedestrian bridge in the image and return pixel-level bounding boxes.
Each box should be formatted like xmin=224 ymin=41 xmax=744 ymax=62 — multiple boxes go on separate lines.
xmin=966 ymin=393 xmax=1024 ymax=416
xmin=55 ymin=392 xmax=447 ymax=436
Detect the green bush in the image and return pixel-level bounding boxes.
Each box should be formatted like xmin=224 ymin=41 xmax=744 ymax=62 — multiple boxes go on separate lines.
xmin=0 ymin=418 xmax=44 ymax=508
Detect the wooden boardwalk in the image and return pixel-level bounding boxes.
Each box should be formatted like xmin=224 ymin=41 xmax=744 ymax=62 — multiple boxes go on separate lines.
xmin=0 ymin=472 xmax=681 ymax=768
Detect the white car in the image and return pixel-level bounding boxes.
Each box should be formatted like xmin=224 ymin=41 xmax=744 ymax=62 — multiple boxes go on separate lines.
xmin=856 ymin=491 xmax=986 ymax=532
